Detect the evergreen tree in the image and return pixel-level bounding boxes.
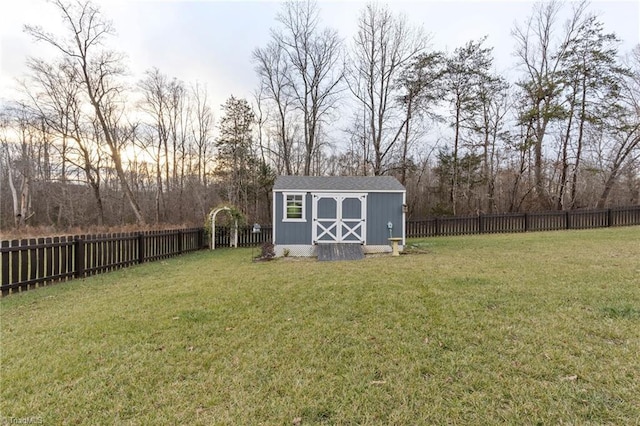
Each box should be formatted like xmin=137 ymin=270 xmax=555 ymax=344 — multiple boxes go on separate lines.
xmin=215 ymin=96 xmax=256 ymax=214
xmin=443 ymin=38 xmax=494 ymax=214
xmin=556 ymin=13 xmax=627 ymax=209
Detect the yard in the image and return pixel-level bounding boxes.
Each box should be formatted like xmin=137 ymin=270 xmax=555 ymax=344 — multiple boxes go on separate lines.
xmin=1 ymin=227 xmax=639 ymax=424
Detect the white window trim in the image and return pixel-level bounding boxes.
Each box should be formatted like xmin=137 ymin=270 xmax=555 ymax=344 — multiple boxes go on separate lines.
xmin=283 ymin=192 xmax=306 ymax=222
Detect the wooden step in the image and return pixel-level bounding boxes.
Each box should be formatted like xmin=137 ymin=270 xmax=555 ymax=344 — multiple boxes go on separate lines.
xmin=316 ymin=243 xmax=364 ymax=261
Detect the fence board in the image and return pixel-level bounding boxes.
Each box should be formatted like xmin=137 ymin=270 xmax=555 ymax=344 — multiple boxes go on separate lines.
xmin=29 ymin=238 xmax=38 ymax=288
xmin=37 ymin=238 xmax=45 ymax=283
xmin=87 ymin=235 xmax=96 ymax=274
xmin=11 ymin=240 xmax=19 ymax=287
xmin=105 ymin=235 xmax=112 ymax=272
xmin=122 ymin=233 xmax=128 ymax=266
xmin=52 ymin=237 xmax=60 ymax=282
xmin=44 ymin=237 xmax=53 ymax=282
xmin=129 ymin=233 xmax=137 ymax=265
xmin=97 ymin=234 xmax=104 ymax=273
xmin=59 ymin=237 xmax=68 ymax=283
xmin=1 ymin=240 xmax=8 ymax=295
xmin=20 ymin=239 xmax=29 ymax=290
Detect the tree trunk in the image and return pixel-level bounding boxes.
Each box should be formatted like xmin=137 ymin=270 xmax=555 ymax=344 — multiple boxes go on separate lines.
xmin=557 ymin=95 xmax=575 ymax=210
xmin=400 ymin=95 xmax=413 ymax=186
xmin=451 ymin=97 xmax=461 ymax=215
xmin=7 ymin=161 xmax=20 ymax=227
xmin=570 ymin=77 xmax=588 ymax=209
xmin=84 ymin=75 xmax=146 ymax=224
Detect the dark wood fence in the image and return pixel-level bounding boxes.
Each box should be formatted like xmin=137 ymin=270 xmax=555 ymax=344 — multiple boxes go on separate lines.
xmin=213 ymin=225 xmax=274 ymax=248
xmin=406 ymin=205 xmax=640 ymax=237
xmin=2 ymin=205 xmax=639 ymax=296
xmin=1 ymin=228 xmax=204 ymax=296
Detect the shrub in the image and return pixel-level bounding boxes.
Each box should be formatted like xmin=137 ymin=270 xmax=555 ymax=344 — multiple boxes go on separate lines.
xmin=260 ymin=242 xmax=275 ymax=260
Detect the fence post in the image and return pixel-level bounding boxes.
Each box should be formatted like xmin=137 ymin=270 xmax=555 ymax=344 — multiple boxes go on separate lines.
xmin=177 ymin=230 xmax=183 ymax=254
xmin=434 ymin=217 xmax=440 ymax=237
xmin=566 ymin=211 xmax=571 ymax=230
xmin=524 ymin=213 xmax=529 ymax=232
xmin=607 ymin=208 xmax=612 ymax=227
xmin=2 ymin=240 xmax=10 ymax=291
xmin=478 ymin=214 xmax=485 ymax=234
xmin=138 ymin=232 xmax=145 ymax=264
xmin=74 ymin=237 xmax=85 ymax=278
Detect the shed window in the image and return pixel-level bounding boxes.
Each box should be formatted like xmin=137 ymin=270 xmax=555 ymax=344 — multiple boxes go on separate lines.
xmin=284 ymin=193 xmax=305 ymax=221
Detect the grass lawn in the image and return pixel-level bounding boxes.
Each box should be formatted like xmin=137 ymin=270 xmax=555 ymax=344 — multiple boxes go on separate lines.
xmin=1 ymin=227 xmax=639 ymax=425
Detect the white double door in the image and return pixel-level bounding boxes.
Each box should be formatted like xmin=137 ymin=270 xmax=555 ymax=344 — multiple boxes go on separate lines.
xmin=312 ymin=193 xmax=367 ymax=244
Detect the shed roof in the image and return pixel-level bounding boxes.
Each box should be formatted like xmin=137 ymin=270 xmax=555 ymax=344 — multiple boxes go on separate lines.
xmin=273 ymin=175 xmax=405 ymax=192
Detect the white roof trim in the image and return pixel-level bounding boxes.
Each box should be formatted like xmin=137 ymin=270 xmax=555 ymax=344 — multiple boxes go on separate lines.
xmin=274 ymin=188 xmax=405 ymax=193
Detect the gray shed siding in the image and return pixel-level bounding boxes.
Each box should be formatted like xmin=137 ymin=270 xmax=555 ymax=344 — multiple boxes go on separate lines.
xmin=274 ymin=190 xmax=404 ymax=245
xmin=366 ymin=192 xmax=404 ymax=244
xmin=274 ymin=192 xmax=313 ymax=244
xmin=273 ymin=175 xmax=405 ymax=252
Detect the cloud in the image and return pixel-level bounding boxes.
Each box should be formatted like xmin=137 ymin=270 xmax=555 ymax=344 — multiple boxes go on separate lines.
xmin=2 ymin=0 xmax=638 ymax=109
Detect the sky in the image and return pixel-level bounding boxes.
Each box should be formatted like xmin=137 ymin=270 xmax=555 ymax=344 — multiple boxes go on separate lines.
xmin=1 ymin=0 xmax=639 ymax=121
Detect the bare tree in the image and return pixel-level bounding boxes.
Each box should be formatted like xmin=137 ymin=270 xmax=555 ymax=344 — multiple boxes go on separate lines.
xmin=253 ymin=40 xmax=296 ymax=175
xmin=25 ymin=0 xmax=145 ymax=224
xmin=596 ymin=45 xmax=640 ymax=207
xmin=167 ymin=78 xmax=188 ymax=191
xmin=251 ymin=88 xmax=277 ymax=221
xmin=191 ymin=82 xmax=214 ymax=187
xmin=138 ymin=68 xmax=174 ymax=222
xmin=255 ymin=0 xmax=344 ymax=176
xmin=348 ymin=2 xmax=427 ymax=175
xmin=0 ymin=105 xmax=37 ymax=228
xmin=475 ymin=79 xmax=510 ymax=213
xmin=23 ymin=57 xmax=108 ymax=225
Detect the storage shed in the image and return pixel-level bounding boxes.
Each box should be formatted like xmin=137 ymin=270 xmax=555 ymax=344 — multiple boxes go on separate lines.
xmin=272 ymin=175 xmax=406 ymax=257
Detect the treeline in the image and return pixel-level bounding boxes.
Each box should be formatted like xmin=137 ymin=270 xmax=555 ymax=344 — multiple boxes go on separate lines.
xmin=1 ymin=0 xmax=638 ymax=232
